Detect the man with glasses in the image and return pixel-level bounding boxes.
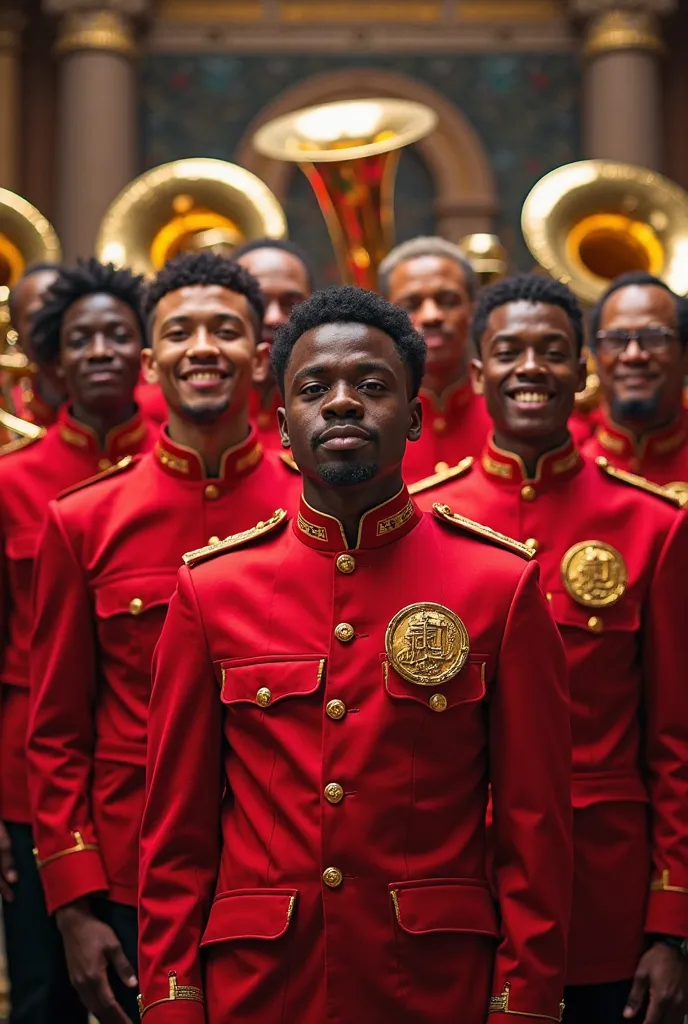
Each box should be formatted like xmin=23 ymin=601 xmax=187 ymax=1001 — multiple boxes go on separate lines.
xmin=583 ymin=272 xmax=688 ymax=505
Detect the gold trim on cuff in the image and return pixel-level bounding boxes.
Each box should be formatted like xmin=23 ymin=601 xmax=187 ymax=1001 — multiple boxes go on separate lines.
xmin=137 ymin=973 xmax=204 ymax=1019
xmin=650 ymin=869 xmax=688 ymax=895
xmin=33 ymin=831 xmax=99 ymax=869
xmin=489 ymin=983 xmax=564 ymax=1020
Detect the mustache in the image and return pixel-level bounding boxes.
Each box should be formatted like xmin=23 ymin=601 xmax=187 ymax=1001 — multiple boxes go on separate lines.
xmin=310 ymin=423 xmax=380 ymax=451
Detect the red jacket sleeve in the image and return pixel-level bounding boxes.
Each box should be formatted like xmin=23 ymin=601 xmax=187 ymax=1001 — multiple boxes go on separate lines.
xmin=489 ymin=559 xmax=572 ymax=1022
xmin=27 ymin=502 xmax=108 ymax=912
xmin=643 ymin=512 xmax=688 ymax=937
xmin=137 ymin=567 xmax=222 ymax=1023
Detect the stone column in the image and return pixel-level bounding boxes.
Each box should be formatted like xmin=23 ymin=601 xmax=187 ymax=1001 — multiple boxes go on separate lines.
xmin=44 ymin=0 xmax=148 ymax=262
xmin=572 ymin=0 xmax=676 ymax=170
xmin=0 ymin=7 xmax=24 ymax=192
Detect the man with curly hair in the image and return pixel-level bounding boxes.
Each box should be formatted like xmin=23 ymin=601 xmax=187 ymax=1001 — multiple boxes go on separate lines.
xmin=0 ymin=257 xmax=156 ymax=1024
xmin=26 ymin=251 xmax=301 ymax=1024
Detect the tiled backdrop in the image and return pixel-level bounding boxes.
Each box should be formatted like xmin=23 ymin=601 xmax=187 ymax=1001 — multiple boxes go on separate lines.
xmin=141 ymin=52 xmax=581 ymax=285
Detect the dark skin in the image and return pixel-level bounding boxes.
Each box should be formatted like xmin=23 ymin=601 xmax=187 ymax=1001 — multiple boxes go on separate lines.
xmin=236 ymin=248 xmax=311 ymax=408
xmin=277 ymin=322 xmax=422 ymax=547
xmin=142 ymin=284 xmax=269 ymax=476
xmin=596 ymin=284 xmax=686 ymax=435
xmin=475 ymin=299 xmax=687 ymax=1024
xmin=11 ymin=269 xmax=65 ymax=405
xmin=387 ymin=255 xmax=474 ymax=399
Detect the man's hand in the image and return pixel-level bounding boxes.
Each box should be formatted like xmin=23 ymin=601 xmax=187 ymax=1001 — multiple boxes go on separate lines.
xmin=623 ymin=942 xmax=687 ymax=1023
xmin=56 ymin=898 xmax=138 ymax=1024
xmin=0 ymin=821 xmax=17 ymax=901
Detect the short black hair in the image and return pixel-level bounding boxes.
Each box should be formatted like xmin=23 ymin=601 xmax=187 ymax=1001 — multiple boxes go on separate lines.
xmin=271 ymin=285 xmax=426 ymax=397
xmin=8 ymin=262 xmax=62 ymax=326
xmin=589 ymin=271 xmax=688 ymax=348
xmin=142 ymin=251 xmax=265 ymax=337
xmin=232 ymin=237 xmax=314 ymax=291
xmin=31 ymin=258 xmax=146 ymax=365
xmin=472 ymin=273 xmax=584 ymax=355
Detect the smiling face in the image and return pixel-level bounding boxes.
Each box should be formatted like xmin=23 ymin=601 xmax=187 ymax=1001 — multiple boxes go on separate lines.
xmin=278 ymin=322 xmax=421 ymax=490
xmin=474 ymin=300 xmax=586 ymax=447
xmin=236 ymin=248 xmax=311 ymax=349
xmin=58 ymin=293 xmax=143 ymax=415
xmin=595 ymin=283 xmax=685 ymax=427
xmin=143 ymin=284 xmax=268 ymax=425
xmin=387 ymin=255 xmax=473 ymax=392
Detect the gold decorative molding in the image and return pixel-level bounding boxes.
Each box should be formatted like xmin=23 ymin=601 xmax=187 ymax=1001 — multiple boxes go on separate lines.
xmin=458 ymin=0 xmax=560 ymax=21
xmin=279 ymin=2 xmax=441 ymax=21
xmin=55 ymin=9 xmax=137 ymax=56
xmin=158 ymin=0 xmax=264 ymax=21
xmin=584 ymin=10 xmax=664 ymax=59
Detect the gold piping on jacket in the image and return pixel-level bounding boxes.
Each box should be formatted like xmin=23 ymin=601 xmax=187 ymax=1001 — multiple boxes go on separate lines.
xmin=489 ymin=983 xmax=564 ymax=1020
xmin=650 ymin=869 xmax=688 ymax=895
xmin=34 ymin=830 xmax=99 ymax=870
xmin=137 ymin=972 xmax=204 ymax=1019
xmin=297 ymin=511 xmax=328 ymax=542
xmin=377 ymin=499 xmax=414 ymax=536
xmin=390 ymin=889 xmax=401 ymax=923
xmin=596 ymin=457 xmax=682 ymax=506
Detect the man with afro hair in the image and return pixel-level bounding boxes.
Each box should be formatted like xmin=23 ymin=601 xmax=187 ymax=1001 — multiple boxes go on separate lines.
xmin=0 ymin=256 xmax=156 ymax=1024
xmin=26 ymin=251 xmax=301 ymax=1024
xmin=137 ymin=284 xmax=572 ymax=1024
xmin=414 ymin=273 xmax=688 ymax=1024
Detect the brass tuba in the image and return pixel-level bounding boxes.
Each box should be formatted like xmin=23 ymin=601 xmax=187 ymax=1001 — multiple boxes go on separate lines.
xmin=0 ymin=189 xmax=62 ymax=441
xmin=95 ymin=158 xmax=288 ymax=276
xmin=458 ymin=234 xmax=508 ymax=288
xmin=252 ymin=98 xmax=438 ymax=291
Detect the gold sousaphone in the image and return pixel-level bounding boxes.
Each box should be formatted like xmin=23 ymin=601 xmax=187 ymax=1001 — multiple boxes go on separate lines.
xmin=522 ymin=160 xmax=688 ymax=410
xmin=253 ymin=98 xmax=438 ymax=290
xmin=96 ymin=158 xmax=288 ymax=275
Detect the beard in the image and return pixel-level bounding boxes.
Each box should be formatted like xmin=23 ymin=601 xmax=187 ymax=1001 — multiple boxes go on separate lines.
xmin=611 ymin=395 xmax=659 ymax=422
xmin=317 ymin=461 xmax=379 ymax=487
xmin=179 ymin=397 xmax=230 ymax=424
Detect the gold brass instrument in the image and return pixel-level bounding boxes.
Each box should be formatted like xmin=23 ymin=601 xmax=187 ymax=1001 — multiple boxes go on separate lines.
xmin=253 ymin=98 xmax=438 ymax=291
xmin=521 ymin=160 xmax=688 ymax=412
xmin=95 ymin=158 xmax=288 ymax=276
xmin=0 ymin=189 xmax=62 ymax=441
xmin=458 ymin=234 xmax=508 ymax=288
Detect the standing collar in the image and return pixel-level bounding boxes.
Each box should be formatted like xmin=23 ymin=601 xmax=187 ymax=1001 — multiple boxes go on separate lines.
xmin=595 ymin=409 xmax=688 ymax=462
xmin=154 ymin=425 xmax=263 ymax=482
xmin=294 ymin=485 xmax=421 ymax=552
xmin=250 ymin=387 xmax=282 ymax=431
xmin=58 ymin=405 xmax=147 ymax=458
xmin=480 ymin=435 xmax=583 ymax=488
xmin=420 ymin=378 xmax=474 ymax=417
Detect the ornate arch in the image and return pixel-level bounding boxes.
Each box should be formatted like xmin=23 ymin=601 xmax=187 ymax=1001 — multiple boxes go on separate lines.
xmin=236 ymin=67 xmax=498 ymax=241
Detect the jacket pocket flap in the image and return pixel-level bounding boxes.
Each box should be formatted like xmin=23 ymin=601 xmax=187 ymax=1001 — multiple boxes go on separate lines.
xmin=200 ymin=889 xmax=297 ymax=947
xmin=549 ymin=591 xmax=640 ymax=632
xmin=94 ymin=572 xmax=177 ymax=619
xmin=572 ymin=771 xmax=648 ymax=808
xmin=5 ymin=530 xmax=38 ymax=561
xmin=218 ymin=655 xmax=325 ymax=706
xmin=384 ymin=657 xmax=486 ymax=709
xmin=390 ymin=878 xmax=499 ymax=937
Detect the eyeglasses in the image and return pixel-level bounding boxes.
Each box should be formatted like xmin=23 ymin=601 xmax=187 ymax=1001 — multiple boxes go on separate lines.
xmin=595 ymin=327 xmax=677 ymax=357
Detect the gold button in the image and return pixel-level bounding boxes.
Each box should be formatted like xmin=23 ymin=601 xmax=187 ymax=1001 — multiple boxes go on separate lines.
xmin=204 ymin=483 xmax=220 ymax=500
xmin=546 ymin=592 xmax=552 ymax=602
xmin=588 ymin=616 xmax=603 ymax=633
xmin=336 ymin=553 xmax=356 ymax=574
xmin=326 ymin=699 xmax=347 ymax=720
xmin=324 ymin=782 xmax=344 ymax=805
xmin=525 ymin=537 xmax=539 ymax=552
xmin=429 ymin=693 xmax=448 ymax=712
xmin=322 ymin=866 xmax=343 ymax=889
xmin=432 ymin=417 xmax=447 ymax=435
xmin=129 ymin=598 xmax=143 ymax=616
xmin=256 ymin=687 xmax=272 ymax=706
xmin=334 ymin=622 xmax=355 ymax=643
xmin=208 ymin=536 xmax=220 ymax=546
xmin=98 ymin=457 xmax=112 ymax=472
xmin=520 ymin=485 xmax=536 ymax=501
xmin=434 ymin=461 xmax=449 ymax=474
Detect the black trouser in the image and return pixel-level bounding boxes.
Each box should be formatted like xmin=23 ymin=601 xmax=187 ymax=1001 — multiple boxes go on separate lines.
xmin=3 ymin=822 xmax=138 ymax=1024
xmin=563 ymin=979 xmax=635 ymax=1024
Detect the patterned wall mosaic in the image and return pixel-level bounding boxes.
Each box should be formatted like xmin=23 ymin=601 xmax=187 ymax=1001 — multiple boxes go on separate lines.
xmin=141 ymin=52 xmax=581 ymax=283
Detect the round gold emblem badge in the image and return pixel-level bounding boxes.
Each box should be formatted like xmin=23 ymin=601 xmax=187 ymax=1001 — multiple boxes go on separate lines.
xmin=665 ymin=481 xmax=688 ymax=508
xmin=385 ymin=602 xmax=469 ymax=686
xmin=561 ymin=540 xmax=628 ymax=608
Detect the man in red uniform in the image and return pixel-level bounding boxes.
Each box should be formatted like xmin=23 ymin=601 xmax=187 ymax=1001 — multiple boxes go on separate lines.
xmin=27 ymin=252 xmax=301 ymax=1024
xmin=582 ymin=271 xmax=688 ymax=504
xmin=234 ymin=238 xmax=313 ymax=450
xmin=0 ymin=258 xmax=156 ymax=1024
xmin=379 ymin=235 xmax=491 ymax=481
xmin=137 ymin=285 xmax=573 ymax=1023
xmin=8 ymin=262 xmax=64 ymax=426
xmin=413 ymin=273 xmax=688 ymax=1024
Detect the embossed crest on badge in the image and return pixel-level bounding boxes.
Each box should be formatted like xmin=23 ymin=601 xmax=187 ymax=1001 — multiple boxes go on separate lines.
xmin=561 ymin=540 xmax=628 ymax=608
xmin=385 ymin=602 xmax=470 ymax=686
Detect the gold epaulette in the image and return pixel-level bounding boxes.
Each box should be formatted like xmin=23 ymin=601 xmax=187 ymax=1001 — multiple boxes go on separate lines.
xmin=279 ymin=451 xmax=299 ymax=472
xmin=432 ymin=503 xmax=534 ymax=560
xmin=183 ymin=508 xmax=289 ymax=567
xmin=595 ymin=456 xmax=682 ymax=507
xmin=0 ymin=427 xmax=46 ymax=456
xmin=56 ymin=455 xmax=136 ymax=500
xmin=409 ymin=456 xmax=474 ymax=495
xmin=0 ymin=408 xmax=45 ymax=442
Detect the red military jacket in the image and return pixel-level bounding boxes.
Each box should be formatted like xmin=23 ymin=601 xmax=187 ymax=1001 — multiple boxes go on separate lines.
xmin=249 ymin=387 xmax=282 ymax=451
xmin=583 ymin=409 xmax=688 ymax=506
xmin=413 ymin=439 xmax=688 ymax=985
xmin=402 ymin=381 xmax=491 ymax=484
xmin=27 ymin=428 xmax=301 ymax=914
xmin=138 ymin=487 xmax=572 ymax=1024
xmin=0 ymin=406 xmax=155 ymax=824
